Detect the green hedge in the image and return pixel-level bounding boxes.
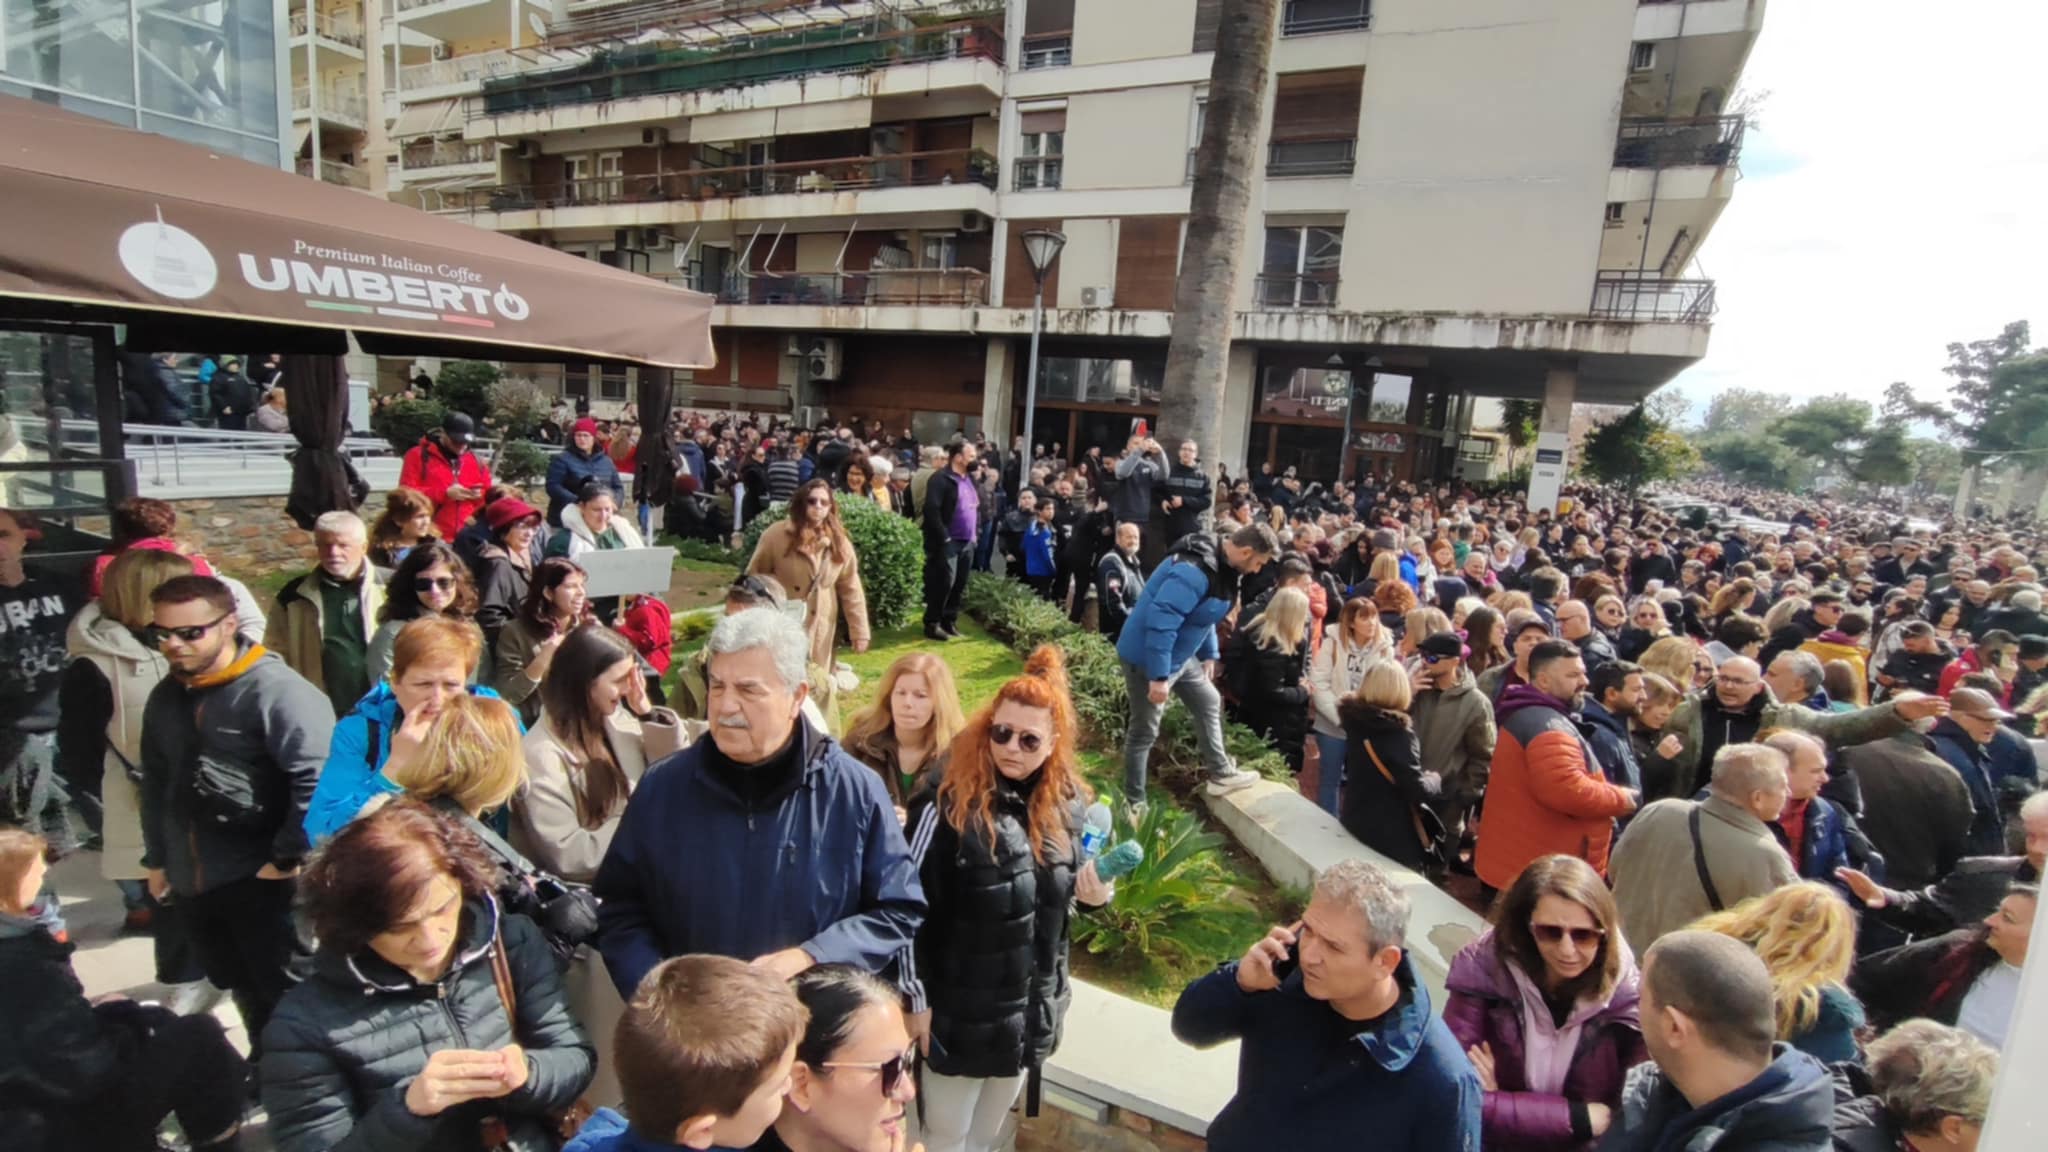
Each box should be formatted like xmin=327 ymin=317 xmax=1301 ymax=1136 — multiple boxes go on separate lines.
xmin=741 ymin=495 xmax=924 ymax=632
xmin=372 ymin=396 xmax=445 ymax=455
xmin=961 ymin=575 xmax=1289 ymax=783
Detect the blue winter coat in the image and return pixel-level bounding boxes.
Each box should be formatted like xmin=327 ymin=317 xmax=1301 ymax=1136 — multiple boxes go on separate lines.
xmin=592 ymin=721 xmax=926 ymax=999
xmin=1928 ymin=720 xmax=2006 ymax=857
xmin=1173 ymin=953 xmax=1481 ymax=1152
xmin=1023 ymin=521 xmax=1058 ymax=578
xmin=1768 ymin=793 xmax=1880 ymax=892
xmin=302 ymin=681 xmax=509 ymax=843
xmin=1577 ymin=697 xmax=1641 ymax=790
xmin=1115 ymin=535 xmax=1232 ymax=681
xmin=546 ymin=446 xmax=624 ymax=526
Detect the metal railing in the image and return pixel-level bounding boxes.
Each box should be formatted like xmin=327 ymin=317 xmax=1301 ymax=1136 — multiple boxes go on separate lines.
xmin=709 ymin=268 xmax=990 ymax=308
xmin=402 ymin=139 xmax=496 ymax=169
xmin=291 ymin=84 xmax=368 ymax=124
xmin=472 ymin=147 xmax=996 ymax=213
xmin=297 ymin=157 xmax=370 ymax=188
xmin=401 ymin=47 xmax=581 ymax=92
xmin=1012 ymin=155 xmax=1062 ymax=191
xmin=289 ymin=9 xmax=365 ymax=47
xmin=1268 ymin=136 xmax=1356 ymax=177
xmin=395 ymin=0 xmax=458 ymax=12
xmin=28 ymin=420 xmax=392 ymax=487
xmin=1282 ymin=0 xmax=1372 ymax=36
xmin=1589 ymin=273 xmax=1717 ymax=322
xmin=1255 ymin=274 xmax=1341 ymax=309
xmin=1613 ymin=116 xmax=1746 ymax=168
xmin=475 ymin=19 xmax=1004 ymax=118
xmin=1020 ymin=33 xmax=1072 ymax=69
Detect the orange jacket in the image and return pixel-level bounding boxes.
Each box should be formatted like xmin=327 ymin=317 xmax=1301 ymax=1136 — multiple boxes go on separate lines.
xmin=1474 ymin=686 xmax=1637 ymax=889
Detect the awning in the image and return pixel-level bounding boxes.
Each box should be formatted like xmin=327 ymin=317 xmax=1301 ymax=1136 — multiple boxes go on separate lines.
xmin=0 ymin=95 xmax=715 ymax=370
xmin=390 ymin=97 xmax=461 ymax=140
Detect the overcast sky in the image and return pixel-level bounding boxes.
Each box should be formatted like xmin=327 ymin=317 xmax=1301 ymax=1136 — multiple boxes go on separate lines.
xmin=1662 ymin=0 xmax=2048 ymax=419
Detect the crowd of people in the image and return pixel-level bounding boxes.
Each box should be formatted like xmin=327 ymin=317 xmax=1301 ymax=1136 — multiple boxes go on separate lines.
xmin=0 ymin=393 xmax=2041 ymax=1152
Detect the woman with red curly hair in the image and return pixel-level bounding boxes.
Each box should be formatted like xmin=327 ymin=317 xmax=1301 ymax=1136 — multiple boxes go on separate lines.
xmin=902 ymin=646 xmax=1115 ymax=1152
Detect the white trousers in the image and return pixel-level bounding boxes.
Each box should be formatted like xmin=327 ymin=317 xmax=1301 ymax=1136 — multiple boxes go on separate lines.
xmin=917 ymin=1068 xmax=1027 ymax=1152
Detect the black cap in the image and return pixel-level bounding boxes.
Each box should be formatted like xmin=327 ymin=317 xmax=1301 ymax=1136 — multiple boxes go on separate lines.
xmin=442 ymin=411 xmax=476 ymax=446
xmin=1418 ymin=632 xmax=1466 ymax=660
xmin=2019 ymin=635 xmax=2048 ymax=660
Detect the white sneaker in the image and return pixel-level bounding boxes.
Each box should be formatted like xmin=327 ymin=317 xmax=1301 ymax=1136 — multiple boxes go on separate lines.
xmin=162 ymin=980 xmax=226 ymax=1017
xmin=1203 ymin=767 xmax=1259 ymax=797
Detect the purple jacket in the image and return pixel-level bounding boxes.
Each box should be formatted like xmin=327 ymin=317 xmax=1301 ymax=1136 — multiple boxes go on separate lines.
xmin=1442 ymin=930 xmax=1647 ymax=1152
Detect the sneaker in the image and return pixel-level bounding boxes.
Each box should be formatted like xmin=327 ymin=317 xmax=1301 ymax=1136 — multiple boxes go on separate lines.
xmin=938 ymin=623 xmax=963 ymax=639
xmin=1120 ymin=798 xmax=1149 ymax=827
xmin=1203 ymin=767 xmax=1259 ymax=797
xmin=163 ymin=980 xmax=227 ymax=1017
xmin=923 ymin=626 xmax=951 ymax=643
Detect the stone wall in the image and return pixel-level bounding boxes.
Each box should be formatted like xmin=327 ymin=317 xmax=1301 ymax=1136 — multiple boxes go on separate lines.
xmin=171 ymin=495 xmax=323 ymax=577
xmin=1017 ymin=1101 xmax=1206 ymax=1152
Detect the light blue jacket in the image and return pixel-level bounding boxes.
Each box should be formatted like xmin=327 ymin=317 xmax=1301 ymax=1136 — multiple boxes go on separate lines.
xmin=302 ymin=681 xmax=509 ymax=843
xmin=1115 ymin=535 xmax=1230 ymax=681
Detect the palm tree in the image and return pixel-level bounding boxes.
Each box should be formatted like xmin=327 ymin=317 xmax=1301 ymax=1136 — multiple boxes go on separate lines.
xmin=1156 ymin=0 xmax=1278 ymax=462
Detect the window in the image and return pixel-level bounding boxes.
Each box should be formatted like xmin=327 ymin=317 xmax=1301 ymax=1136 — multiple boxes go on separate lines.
xmin=921 ymin=234 xmax=959 ymax=269
xmin=566 ymin=151 xmax=623 ymax=203
xmin=1258 ymin=224 xmax=1343 ymax=308
xmin=1021 ymin=34 xmax=1072 ymax=69
xmin=1630 ymin=42 xmax=1656 ymax=71
xmin=1282 ymin=0 xmax=1372 ymax=37
xmin=598 ymin=372 xmax=630 ymax=402
xmin=1605 ymin=201 xmax=1626 ymax=227
xmin=1015 ymin=108 xmax=1066 ymax=190
xmin=910 ymin=411 xmax=983 ymax=444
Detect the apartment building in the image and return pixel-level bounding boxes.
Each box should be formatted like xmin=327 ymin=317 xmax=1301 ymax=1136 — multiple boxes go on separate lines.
xmin=367 ymin=0 xmax=1762 ymax=480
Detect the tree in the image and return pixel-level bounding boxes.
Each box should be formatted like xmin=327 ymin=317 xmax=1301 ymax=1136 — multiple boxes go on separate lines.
xmin=1156 ymin=0 xmax=1277 ymax=457
xmin=1700 ymin=388 xmax=1793 ymax=439
xmin=1499 ymin=398 xmax=1542 ymax=470
xmin=1851 ymin=423 xmax=1912 ymax=492
xmin=1699 ymin=435 xmax=1797 ymax=489
xmin=1578 ymin=403 xmax=1698 ymax=496
xmin=1769 ymin=394 xmax=1873 ymax=461
xmin=434 ymin=360 xmax=499 ymax=422
xmin=1905 ymin=437 xmax=1962 ymax=496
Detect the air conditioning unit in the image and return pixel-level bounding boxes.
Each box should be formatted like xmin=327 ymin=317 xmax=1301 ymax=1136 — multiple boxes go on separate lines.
xmin=797 ymin=406 xmax=825 ymax=428
xmin=1080 ymin=285 xmax=1114 ymax=309
xmin=641 ymin=127 xmax=669 ymax=147
xmin=783 ymin=336 xmax=807 ymax=357
xmin=806 ymin=337 xmax=844 ymax=382
xmin=959 ymin=212 xmax=988 ymax=234
xmin=640 ymin=228 xmax=672 ymax=250
xmin=515 ymin=140 xmax=540 ymax=159
xmin=431 ymin=44 xmax=453 ymax=60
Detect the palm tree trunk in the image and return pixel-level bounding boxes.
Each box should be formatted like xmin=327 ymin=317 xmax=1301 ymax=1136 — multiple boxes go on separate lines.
xmin=1156 ymin=0 xmax=1277 ymax=460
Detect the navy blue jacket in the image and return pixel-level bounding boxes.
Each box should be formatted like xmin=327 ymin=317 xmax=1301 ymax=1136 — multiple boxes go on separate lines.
xmin=592 ymin=722 xmax=926 ymax=998
xmin=1172 ymin=955 xmax=1481 ymax=1152
xmin=1601 ymin=1044 xmax=1833 ymax=1152
xmin=1770 ymin=794 xmax=1884 ymax=894
xmin=1115 ymin=534 xmax=1235 ymax=681
xmin=1577 ymin=697 xmax=1641 ymax=791
xmin=1927 ymin=720 xmax=2006 ymax=857
xmin=546 ymin=446 xmax=624 ymax=526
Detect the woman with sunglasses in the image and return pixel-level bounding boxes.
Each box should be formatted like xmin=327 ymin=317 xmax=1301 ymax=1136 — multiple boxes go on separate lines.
xmin=1442 ymin=854 xmax=1645 ymax=1152
xmin=365 ymin=541 xmax=481 ymax=686
xmin=305 ymin=617 xmax=509 ymax=843
xmin=747 ymin=478 xmax=870 ymax=669
xmin=1615 ymin=596 xmax=1673 ymax=662
xmin=901 ymin=647 xmax=1112 ymax=1152
xmin=762 ymin=965 xmax=917 ymax=1152
xmin=490 ymin=557 xmax=591 ymax=728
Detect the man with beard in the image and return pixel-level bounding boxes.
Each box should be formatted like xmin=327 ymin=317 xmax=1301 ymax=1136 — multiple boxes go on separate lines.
xmin=1579 ymin=659 xmax=1648 ymax=792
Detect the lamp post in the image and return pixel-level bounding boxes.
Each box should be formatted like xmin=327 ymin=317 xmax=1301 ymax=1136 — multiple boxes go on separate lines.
xmin=1017 ymin=228 xmax=1065 ymax=490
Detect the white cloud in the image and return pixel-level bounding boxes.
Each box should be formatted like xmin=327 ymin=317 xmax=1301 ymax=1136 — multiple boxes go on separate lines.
xmin=1668 ymin=0 xmax=2048 ymax=412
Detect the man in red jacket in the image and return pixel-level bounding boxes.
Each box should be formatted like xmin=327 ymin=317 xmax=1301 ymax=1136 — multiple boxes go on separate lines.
xmin=398 ymin=411 xmax=492 ymax=540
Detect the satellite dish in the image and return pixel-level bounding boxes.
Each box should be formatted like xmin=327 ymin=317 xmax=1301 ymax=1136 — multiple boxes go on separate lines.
xmin=527 ymin=12 xmax=547 ymax=40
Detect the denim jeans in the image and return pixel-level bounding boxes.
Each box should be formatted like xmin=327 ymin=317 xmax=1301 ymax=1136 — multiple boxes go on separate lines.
xmin=1121 ymin=656 xmax=1231 ymax=798
xmin=1312 ymin=731 xmax=1349 ymax=816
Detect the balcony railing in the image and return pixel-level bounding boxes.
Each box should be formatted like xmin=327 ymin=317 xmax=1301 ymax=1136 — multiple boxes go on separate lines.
xmin=291 ymin=85 xmax=368 ymax=124
xmin=1589 ymin=273 xmax=1716 ymax=321
xmin=1282 ymin=0 xmax=1372 ymax=36
xmin=709 ymin=269 xmax=990 ymax=308
xmin=297 ymin=157 xmax=370 ymax=189
xmin=1614 ymin=116 xmax=1745 ymax=168
xmin=1267 ymin=136 xmax=1356 ymax=177
xmin=1020 ymin=33 xmax=1072 ymax=69
xmin=1013 ymin=156 xmax=1062 ymax=191
xmin=476 ymin=19 xmax=1003 ymax=118
xmin=402 ymin=139 xmax=496 ymax=169
xmin=472 ymin=148 xmax=997 ymax=213
xmin=401 ymin=48 xmax=580 ymax=92
xmin=1255 ymin=274 xmax=1341 ymax=309
xmin=290 ymin=9 xmax=366 ymax=46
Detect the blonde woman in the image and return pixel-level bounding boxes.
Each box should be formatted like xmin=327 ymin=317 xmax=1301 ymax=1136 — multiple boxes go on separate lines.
xmin=1367 ymin=550 xmax=1402 ymax=596
xmin=1693 ymin=882 xmax=1865 ymax=1063
xmin=377 ymin=691 xmax=527 ymax=821
xmin=1309 ymin=598 xmax=1394 ymax=814
xmin=1763 ymin=595 xmax=1810 ymax=642
xmin=1399 ymin=606 xmax=1451 ymax=661
xmin=1617 ymin=595 xmax=1673 ymax=661
xmin=1639 ymin=635 xmax=1710 ymax=694
xmin=1226 ymin=586 xmax=1313 ymax=774
xmin=843 ymin=651 xmax=967 ymax=813
xmin=1338 ymin=660 xmax=1438 ymax=869
xmin=1707 ymin=578 xmax=1758 ymax=625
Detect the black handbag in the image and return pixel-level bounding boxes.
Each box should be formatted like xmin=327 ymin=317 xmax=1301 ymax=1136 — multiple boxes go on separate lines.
xmin=443 ymin=801 xmax=599 ymax=965
xmin=188 ymin=753 xmax=278 ymax=829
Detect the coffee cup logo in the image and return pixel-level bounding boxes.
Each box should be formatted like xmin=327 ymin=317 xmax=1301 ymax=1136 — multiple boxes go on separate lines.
xmin=118 ymin=208 xmax=218 ymax=301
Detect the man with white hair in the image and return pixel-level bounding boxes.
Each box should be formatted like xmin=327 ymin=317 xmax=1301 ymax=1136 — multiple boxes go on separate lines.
xmin=264 ymin=509 xmax=386 ymax=714
xmin=1611 ymin=742 xmax=1800 ymax=950
xmin=593 ymin=607 xmax=924 ymax=999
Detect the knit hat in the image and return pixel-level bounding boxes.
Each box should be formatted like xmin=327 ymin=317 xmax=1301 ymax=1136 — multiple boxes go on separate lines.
xmin=485 ymin=497 xmax=542 ymax=532
xmin=571 ymin=417 xmax=599 ymax=437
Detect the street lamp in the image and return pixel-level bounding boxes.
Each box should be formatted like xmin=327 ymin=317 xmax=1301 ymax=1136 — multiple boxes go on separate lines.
xmin=1017 ymin=228 xmax=1065 ymax=487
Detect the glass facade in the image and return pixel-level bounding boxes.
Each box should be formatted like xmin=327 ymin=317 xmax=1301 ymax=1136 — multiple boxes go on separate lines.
xmin=0 ymin=0 xmax=285 ymax=167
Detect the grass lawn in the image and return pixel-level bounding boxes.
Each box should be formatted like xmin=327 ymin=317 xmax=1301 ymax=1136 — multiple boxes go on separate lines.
xmin=834 ymin=620 xmax=1023 ymax=718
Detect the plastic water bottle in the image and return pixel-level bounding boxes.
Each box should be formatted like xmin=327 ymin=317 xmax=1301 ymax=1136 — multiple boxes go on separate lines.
xmin=1079 ymin=801 xmax=1113 ymax=860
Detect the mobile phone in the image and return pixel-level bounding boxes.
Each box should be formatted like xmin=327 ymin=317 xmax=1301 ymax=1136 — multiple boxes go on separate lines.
xmin=1270 ymin=939 xmax=1301 ymax=984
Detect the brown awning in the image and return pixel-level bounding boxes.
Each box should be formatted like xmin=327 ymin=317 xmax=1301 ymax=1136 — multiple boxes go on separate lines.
xmin=0 ymin=95 xmax=715 ymax=370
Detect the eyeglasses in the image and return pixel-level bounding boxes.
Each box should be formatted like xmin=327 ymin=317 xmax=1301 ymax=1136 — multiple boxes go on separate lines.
xmin=414 ymin=576 xmax=457 ymax=593
xmin=1421 ymin=653 xmax=1451 ymax=665
xmin=989 ymin=723 xmax=1045 ymax=754
xmin=804 ymin=496 xmax=833 ymax=507
xmin=142 ymin=612 xmax=234 ymax=647
xmin=1531 ymin=923 xmax=1606 ymax=947
xmin=819 ymin=1046 xmax=918 ymax=1097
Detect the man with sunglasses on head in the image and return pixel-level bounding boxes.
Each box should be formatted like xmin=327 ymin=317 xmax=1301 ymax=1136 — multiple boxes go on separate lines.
xmin=138 ymin=574 xmax=333 ymax=1059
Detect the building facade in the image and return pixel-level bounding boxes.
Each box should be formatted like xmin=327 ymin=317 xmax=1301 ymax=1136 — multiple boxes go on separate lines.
xmin=358 ymin=0 xmax=1761 ymax=480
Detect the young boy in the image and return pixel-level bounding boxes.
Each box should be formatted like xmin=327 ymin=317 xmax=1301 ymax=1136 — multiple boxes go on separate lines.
xmin=566 ymin=955 xmax=809 ymax=1152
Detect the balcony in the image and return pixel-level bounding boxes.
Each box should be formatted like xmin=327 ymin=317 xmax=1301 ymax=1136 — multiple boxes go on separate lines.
xmin=1267 ymin=137 xmax=1355 ymax=178
xmin=297 ymin=157 xmax=370 ymax=190
xmin=291 ymin=85 xmax=368 ymax=129
xmin=1255 ymin=274 xmax=1340 ymax=309
xmin=1614 ymin=116 xmax=1745 ymax=168
xmin=402 ymin=139 xmax=497 ymax=171
xmin=289 ymin=9 xmax=365 ymax=48
xmin=396 ymin=0 xmax=548 ymax=45
xmin=1020 ymin=33 xmax=1072 ymax=70
xmin=1282 ymin=0 xmax=1372 ymax=36
xmin=400 ymin=47 xmax=582 ymax=95
xmin=477 ymin=19 xmax=1003 ymax=119
xmin=1589 ymin=273 xmax=1716 ymax=321
xmin=712 ymin=269 xmax=990 ymax=308
xmin=1013 ymin=155 xmax=1062 ymax=191
xmin=474 ymin=148 xmax=997 ymax=214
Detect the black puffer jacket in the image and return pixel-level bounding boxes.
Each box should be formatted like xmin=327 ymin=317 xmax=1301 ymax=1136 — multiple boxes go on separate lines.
xmin=904 ymin=775 xmax=1082 ymax=1080
xmin=1338 ymin=701 xmax=1434 ymax=870
xmin=0 ymin=912 xmax=145 ymax=1152
xmin=260 ymin=897 xmax=594 ymax=1152
xmin=1225 ymin=625 xmax=1311 ymax=772
xmin=1828 ymin=1063 xmax=1901 ymax=1152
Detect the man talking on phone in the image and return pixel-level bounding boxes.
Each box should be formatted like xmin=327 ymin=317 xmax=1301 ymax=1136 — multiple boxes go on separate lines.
xmin=1172 ymin=859 xmax=1481 ymax=1152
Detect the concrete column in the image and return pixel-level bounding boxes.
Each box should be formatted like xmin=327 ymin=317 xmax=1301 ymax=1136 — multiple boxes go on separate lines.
xmin=1525 ymin=364 xmax=1575 ymax=513
xmin=359 ymin=0 xmax=387 ymax=195
xmin=981 ymin=337 xmax=1015 ymax=445
xmin=1217 ymin=343 xmax=1257 ymax=476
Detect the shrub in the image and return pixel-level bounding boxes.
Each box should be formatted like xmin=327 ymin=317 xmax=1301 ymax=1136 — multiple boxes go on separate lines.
xmin=434 ymin=360 xmax=499 ymax=421
xmin=741 ymin=494 xmax=924 ymax=631
xmin=668 ymin=537 xmax=746 ymax=568
xmin=371 ymin=396 xmax=445 ymax=455
xmin=488 ymin=374 xmax=554 ymax=441
xmin=1072 ymin=793 xmax=1257 ymax=974
xmin=491 ymin=440 xmax=550 ymax=487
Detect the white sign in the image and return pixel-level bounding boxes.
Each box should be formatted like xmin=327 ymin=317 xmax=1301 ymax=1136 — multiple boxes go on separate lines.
xmin=576 ymin=547 xmax=677 ymax=598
